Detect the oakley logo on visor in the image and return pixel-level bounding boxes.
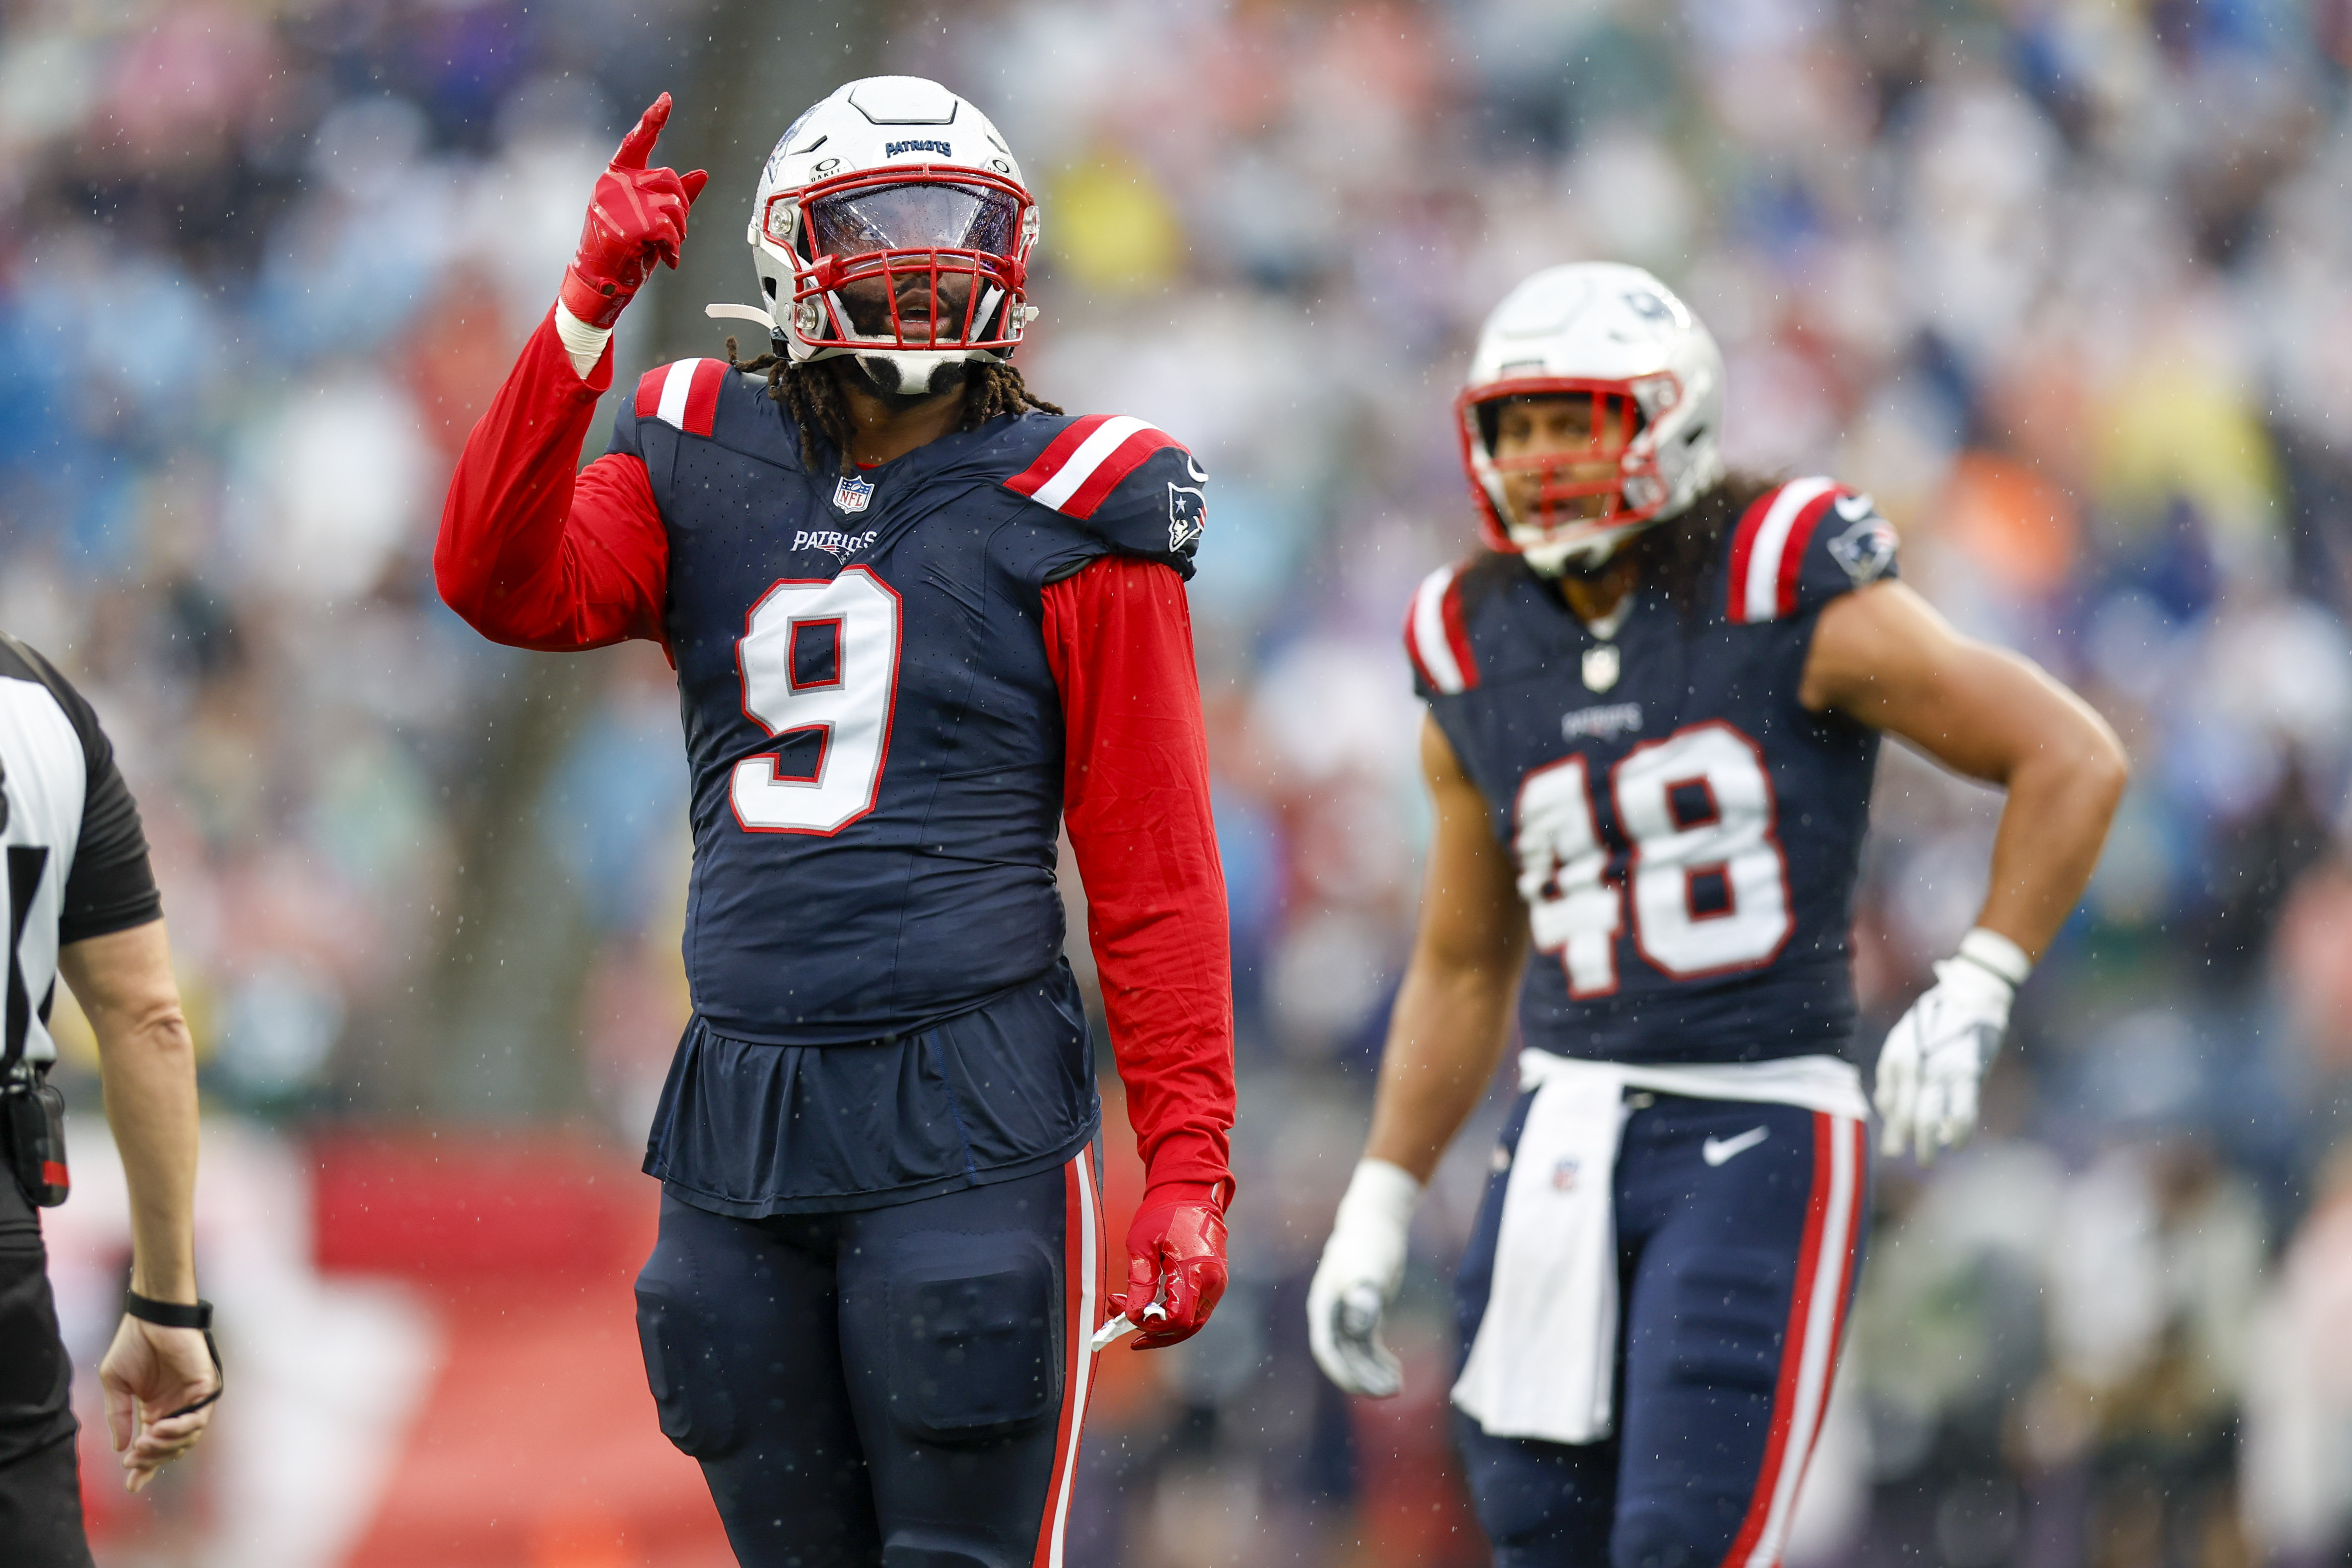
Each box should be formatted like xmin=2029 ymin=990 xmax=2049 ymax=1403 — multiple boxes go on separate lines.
xmin=885 ymin=139 xmax=954 ymax=158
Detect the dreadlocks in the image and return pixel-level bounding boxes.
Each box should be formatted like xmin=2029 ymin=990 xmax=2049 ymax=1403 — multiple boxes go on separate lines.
xmin=724 ymin=340 xmax=1063 ymax=474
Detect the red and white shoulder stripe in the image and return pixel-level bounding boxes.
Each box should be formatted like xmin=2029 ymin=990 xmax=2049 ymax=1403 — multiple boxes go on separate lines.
xmin=1004 ymin=414 xmax=1181 ymax=522
xmin=632 ymin=358 xmax=729 ymax=438
xmin=1726 ymin=477 xmax=1848 ymax=624
xmin=1403 ymin=561 xmax=1478 ymax=695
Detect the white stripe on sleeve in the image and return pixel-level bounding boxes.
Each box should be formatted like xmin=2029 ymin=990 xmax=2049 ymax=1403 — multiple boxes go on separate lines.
xmin=1741 ymin=477 xmax=1836 ymax=624
xmin=1032 ymin=416 xmax=1151 ymax=511
xmin=1411 ymin=564 xmax=1466 ymax=694
xmin=655 ymin=359 xmax=698 ymax=430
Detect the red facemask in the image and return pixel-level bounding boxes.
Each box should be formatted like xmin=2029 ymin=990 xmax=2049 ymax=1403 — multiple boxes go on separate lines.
xmin=1458 ymin=375 xmax=1679 ymax=557
xmin=766 ymin=166 xmax=1035 ymax=353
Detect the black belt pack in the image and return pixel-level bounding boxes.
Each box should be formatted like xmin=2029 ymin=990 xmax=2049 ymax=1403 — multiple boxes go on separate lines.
xmin=2 ymin=1071 xmax=69 ymax=1207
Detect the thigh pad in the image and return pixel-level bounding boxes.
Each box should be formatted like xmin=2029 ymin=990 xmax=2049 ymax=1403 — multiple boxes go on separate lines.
xmin=884 ymin=1235 xmax=1061 ymax=1445
xmin=634 ymin=1273 xmax=742 ymax=1461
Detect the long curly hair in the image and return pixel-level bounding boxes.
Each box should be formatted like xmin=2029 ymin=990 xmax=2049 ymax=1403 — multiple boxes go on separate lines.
xmin=1619 ymin=472 xmax=1778 ymax=620
xmin=724 ymin=340 xmax=1062 ymax=474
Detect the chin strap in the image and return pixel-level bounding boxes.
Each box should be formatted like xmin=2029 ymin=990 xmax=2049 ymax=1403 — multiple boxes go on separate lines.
xmin=1523 ymin=523 xmax=1651 ymax=578
xmin=706 ymin=301 xmax=779 ymax=332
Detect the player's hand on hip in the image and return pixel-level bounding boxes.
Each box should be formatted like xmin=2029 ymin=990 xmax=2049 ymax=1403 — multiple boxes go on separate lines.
xmin=558 ymin=93 xmax=711 ymax=330
xmin=1875 ymin=934 xmax=2025 ymax=1165
xmin=99 ymin=1315 xmax=218 ymax=1492
xmin=1307 ymin=1158 xmax=1422 ymax=1397
xmin=1113 ymin=1180 xmax=1229 ymax=1349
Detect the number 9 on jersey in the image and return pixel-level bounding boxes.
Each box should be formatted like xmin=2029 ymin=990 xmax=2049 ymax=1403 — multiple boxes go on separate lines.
xmin=731 ymin=569 xmax=902 ymax=835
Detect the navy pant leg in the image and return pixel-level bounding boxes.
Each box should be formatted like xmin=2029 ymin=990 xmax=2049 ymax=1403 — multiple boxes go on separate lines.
xmin=1453 ymin=1091 xmax=1870 ymax=1568
xmin=636 ymin=1192 xmax=882 ymax=1567
xmin=1610 ymin=1097 xmax=1868 ymax=1568
xmin=837 ymin=1158 xmax=1094 ymax=1568
xmin=638 ymin=1154 xmax=1102 ymax=1568
xmin=1453 ymin=1090 xmax=1619 ymax=1568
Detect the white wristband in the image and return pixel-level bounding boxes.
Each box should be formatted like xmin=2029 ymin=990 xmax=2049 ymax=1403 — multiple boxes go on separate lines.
xmin=1955 ymin=926 xmax=2032 ymax=989
xmin=552 ymin=301 xmax=614 ymax=380
xmin=1335 ymin=1158 xmax=1423 ymax=1233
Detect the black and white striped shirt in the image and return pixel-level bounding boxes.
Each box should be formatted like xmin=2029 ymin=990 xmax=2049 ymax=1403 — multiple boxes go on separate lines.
xmin=0 ymin=633 xmax=161 ymax=1071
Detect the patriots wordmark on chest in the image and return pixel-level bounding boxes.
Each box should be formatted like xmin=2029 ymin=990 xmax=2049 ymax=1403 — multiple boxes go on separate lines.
xmin=833 ymin=474 xmax=875 ymax=515
xmin=794 ymin=528 xmax=879 ymax=564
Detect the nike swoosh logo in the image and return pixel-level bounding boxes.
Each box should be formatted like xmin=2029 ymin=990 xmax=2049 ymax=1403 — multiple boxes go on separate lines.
xmin=1703 ymin=1127 xmax=1770 ymax=1166
xmin=1833 ymin=494 xmax=1877 ymax=523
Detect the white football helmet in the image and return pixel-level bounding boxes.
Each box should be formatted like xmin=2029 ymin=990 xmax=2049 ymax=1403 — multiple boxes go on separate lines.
xmin=715 ymin=76 xmax=1039 ymax=395
xmin=1458 ymin=263 xmax=1725 ymax=574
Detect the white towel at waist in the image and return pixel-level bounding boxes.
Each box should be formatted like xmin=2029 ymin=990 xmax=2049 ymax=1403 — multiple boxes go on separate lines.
xmin=1450 ymin=1050 xmax=1870 ymax=1446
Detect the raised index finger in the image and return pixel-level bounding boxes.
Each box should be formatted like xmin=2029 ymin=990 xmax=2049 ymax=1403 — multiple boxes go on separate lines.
xmin=612 ymin=92 xmax=673 ymax=171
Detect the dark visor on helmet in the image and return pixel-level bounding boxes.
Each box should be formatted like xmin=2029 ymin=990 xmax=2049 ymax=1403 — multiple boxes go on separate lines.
xmin=806 ymin=182 xmax=1020 ymax=260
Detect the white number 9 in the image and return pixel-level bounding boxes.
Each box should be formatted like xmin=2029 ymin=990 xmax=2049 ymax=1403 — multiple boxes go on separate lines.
xmin=731 ymin=568 xmax=902 ymax=835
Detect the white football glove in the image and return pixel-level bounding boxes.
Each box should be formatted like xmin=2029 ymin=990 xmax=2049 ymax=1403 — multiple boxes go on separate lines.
xmin=1306 ymin=1158 xmax=1421 ymax=1397
xmin=1874 ymin=928 xmax=2031 ymax=1165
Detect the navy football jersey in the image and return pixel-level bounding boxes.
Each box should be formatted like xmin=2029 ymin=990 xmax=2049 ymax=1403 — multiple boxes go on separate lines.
xmin=608 ymin=359 xmax=1207 ymax=1046
xmin=1406 ymin=478 xmax=1901 ymax=1064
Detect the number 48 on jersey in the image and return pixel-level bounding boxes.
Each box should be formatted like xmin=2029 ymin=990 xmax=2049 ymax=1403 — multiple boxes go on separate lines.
xmin=1515 ymin=721 xmax=1793 ymax=996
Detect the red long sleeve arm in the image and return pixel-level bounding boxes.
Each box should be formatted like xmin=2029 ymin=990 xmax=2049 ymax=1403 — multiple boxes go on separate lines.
xmin=1041 ymin=556 xmax=1237 ymax=1199
xmin=436 ymin=308 xmax=669 ymax=651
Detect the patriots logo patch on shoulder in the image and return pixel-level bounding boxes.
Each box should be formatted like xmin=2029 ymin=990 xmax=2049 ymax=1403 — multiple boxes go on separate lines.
xmin=1827 ymin=502 xmax=1897 ymax=587
xmin=833 ymin=474 xmax=875 ymax=515
xmin=1167 ymin=482 xmax=1206 ymax=555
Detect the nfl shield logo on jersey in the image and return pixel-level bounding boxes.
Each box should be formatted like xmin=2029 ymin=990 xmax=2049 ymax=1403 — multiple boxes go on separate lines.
xmin=833 ymin=474 xmax=875 ymax=515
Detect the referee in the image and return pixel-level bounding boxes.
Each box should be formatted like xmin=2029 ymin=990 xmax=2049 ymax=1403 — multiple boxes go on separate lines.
xmin=0 ymin=631 xmax=217 ymax=1562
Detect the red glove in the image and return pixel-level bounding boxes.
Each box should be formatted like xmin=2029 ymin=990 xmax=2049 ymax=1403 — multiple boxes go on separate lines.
xmin=558 ymin=93 xmax=710 ymax=330
xmin=1112 ymin=1180 xmax=1230 ymax=1349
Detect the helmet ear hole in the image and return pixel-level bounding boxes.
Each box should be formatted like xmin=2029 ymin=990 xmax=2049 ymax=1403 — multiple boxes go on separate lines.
xmin=762 ymin=276 xmax=778 ymax=300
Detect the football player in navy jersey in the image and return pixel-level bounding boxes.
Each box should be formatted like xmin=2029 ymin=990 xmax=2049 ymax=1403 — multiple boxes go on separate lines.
xmin=437 ymin=80 xmax=1234 ymax=1568
xmin=1307 ymin=263 xmax=2126 ymax=1568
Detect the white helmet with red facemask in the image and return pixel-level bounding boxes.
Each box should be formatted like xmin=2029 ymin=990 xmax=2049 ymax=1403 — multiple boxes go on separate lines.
xmin=1459 ymin=263 xmax=1726 ymax=575
xmin=725 ymin=76 xmax=1039 ymax=397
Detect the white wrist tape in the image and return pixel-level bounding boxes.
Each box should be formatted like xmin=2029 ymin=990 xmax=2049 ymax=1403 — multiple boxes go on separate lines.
xmin=553 ymin=302 xmax=614 ymax=380
xmin=1954 ymin=927 xmax=2032 ymax=989
xmin=1335 ymin=1158 xmax=1423 ymax=1234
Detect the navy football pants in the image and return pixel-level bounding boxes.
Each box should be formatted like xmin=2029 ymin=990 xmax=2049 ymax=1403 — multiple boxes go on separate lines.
xmin=1455 ymin=1090 xmax=1869 ymax=1568
xmin=634 ymin=1152 xmax=1104 ymax=1568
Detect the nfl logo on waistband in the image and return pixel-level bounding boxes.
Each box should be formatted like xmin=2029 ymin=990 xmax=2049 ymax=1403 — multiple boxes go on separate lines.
xmin=1552 ymin=1158 xmax=1580 ymax=1192
xmin=833 ymin=474 xmax=874 ymax=515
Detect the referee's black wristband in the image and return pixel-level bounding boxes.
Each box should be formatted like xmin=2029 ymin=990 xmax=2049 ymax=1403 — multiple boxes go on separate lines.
xmin=124 ymin=1292 xmax=212 ymax=1331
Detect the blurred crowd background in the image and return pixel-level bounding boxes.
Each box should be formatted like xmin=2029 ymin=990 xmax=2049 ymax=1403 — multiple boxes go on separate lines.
xmin=7 ymin=0 xmax=2352 ymax=1564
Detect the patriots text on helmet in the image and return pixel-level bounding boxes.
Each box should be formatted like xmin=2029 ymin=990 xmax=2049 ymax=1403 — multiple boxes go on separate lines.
xmin=736 ymin=77 xmax=1041 ymax=398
